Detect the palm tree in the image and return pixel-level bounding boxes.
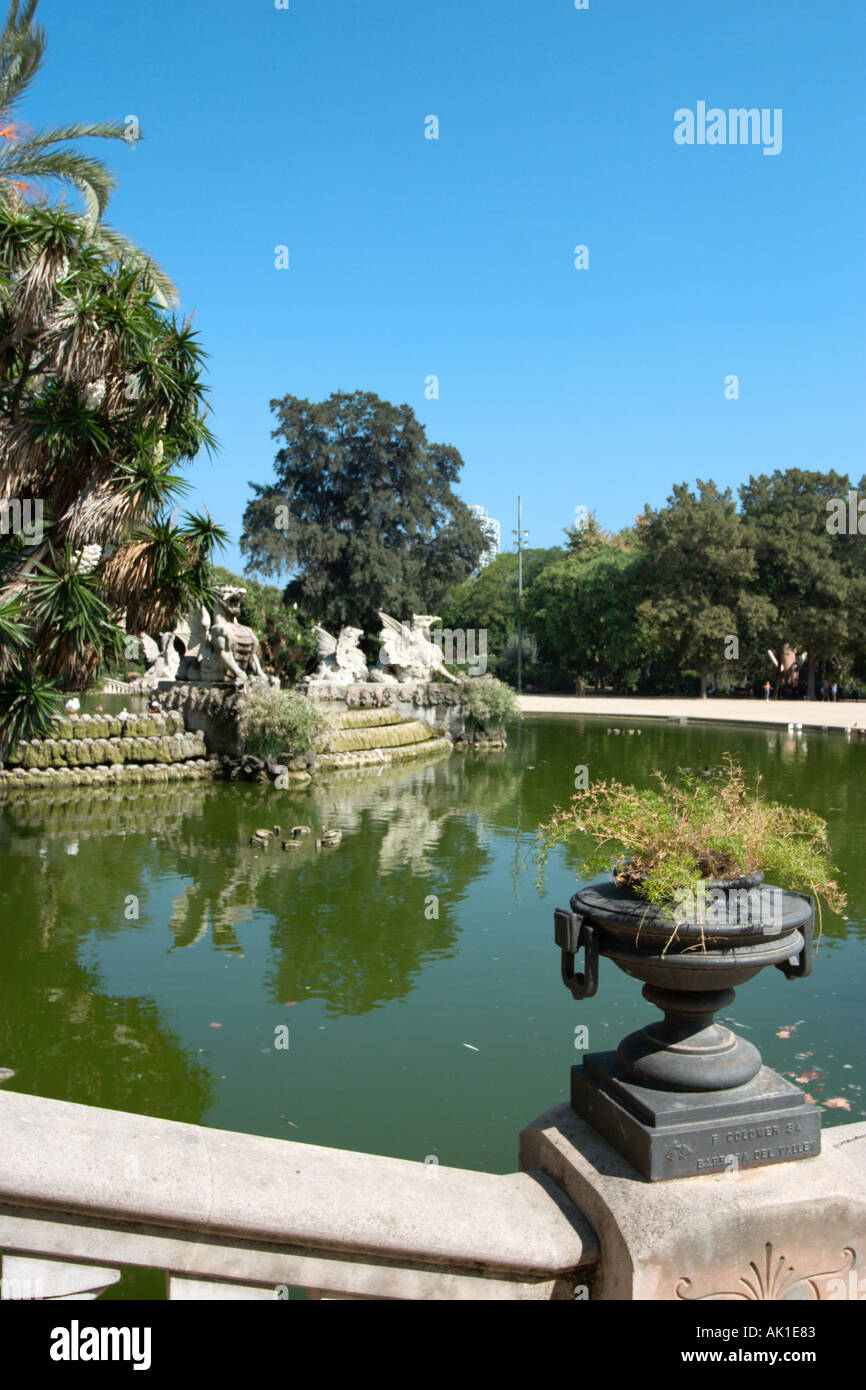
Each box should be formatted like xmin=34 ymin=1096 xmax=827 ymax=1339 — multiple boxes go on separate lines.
xmin=0 ymin=1 xmax=228 ymax=753
xmin=0 ymin=202 xmax=224 ymax=751
xmin=0 ymin=0 xmax=176 ymax=305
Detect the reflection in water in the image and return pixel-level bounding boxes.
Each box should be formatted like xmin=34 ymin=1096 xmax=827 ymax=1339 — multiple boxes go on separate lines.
xmin=0 ymin=789 xmax=215 ymax=1120
xmin=0 ymin=720 xmax=863 ymax=1165
xmin=1 ymin=751 xmax=522 ymax=1023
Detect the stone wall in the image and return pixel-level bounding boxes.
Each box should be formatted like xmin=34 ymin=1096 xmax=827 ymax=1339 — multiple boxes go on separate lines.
xmin=0 ymin=710 xmax=218 ymax=791
xmin=14 ymin=710 xmax=185 ymax=744
xmin=306 ymin=681 xmax=469 ymax=738
xmin=155 ymin=682 xmax=248 ymax=756
xmin=153 ymin=679 xmax=475 ymax=760
xmin=0 ymin=760 xmax=217 ymax=791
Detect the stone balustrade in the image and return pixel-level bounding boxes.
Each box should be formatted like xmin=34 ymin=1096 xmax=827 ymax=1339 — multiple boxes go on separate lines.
xmin=0 ymin=1090 xmax=597 ymax=1301
xmin=2 ymin=1089 xmax=865 ymax=1299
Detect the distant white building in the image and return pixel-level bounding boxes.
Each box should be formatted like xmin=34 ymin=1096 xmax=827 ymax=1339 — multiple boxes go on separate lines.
xmin=469 ymin=505 xmax=501 ymax=569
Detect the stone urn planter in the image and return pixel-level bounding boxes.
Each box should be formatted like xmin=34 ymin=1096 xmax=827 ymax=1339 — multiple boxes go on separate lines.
xmin=555 ymin=871 xmax=820 ymax=1181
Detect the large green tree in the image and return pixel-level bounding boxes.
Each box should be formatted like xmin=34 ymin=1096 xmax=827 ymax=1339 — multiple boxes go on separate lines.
xmin=739 ymin=469 xmax=865 ymax=698
xmin=240 ymin=390 xmax=487 ymax=636
xmin=528 ymin=538 xmax=646 ymax=689
xmin=636 ymin=480 xmax=775 ymax=698
xmin=441 ymin=547 xmax=562 ymax=674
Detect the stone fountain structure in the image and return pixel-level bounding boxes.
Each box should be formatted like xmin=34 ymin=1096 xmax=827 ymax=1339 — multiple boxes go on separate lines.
xmin=131 ymin=603 xmax=490 ymax=771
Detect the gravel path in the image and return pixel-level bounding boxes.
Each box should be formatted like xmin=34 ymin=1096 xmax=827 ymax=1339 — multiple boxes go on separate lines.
xmin=517 ymin=694 xmax=866 ymax=732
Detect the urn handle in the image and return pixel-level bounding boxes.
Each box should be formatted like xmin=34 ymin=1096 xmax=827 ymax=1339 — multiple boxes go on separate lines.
xmin=554 ymin=908 xmax=599 ymax=1000
xmin=775 ymin=892 xmax=814 ymax=980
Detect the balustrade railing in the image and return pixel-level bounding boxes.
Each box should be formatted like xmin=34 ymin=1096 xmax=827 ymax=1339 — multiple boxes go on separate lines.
xmin=0 ymin=1089 xmax=598 ymax=1301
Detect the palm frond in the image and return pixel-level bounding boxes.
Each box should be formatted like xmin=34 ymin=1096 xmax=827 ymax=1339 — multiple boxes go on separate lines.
xmin=18 ymin=120 xmax=131 ymax=149
xmin=86 ymin=221 xmax=179 ymax=309
xmin=0 ymin=2 xmax=44 ymax=114
xmin=0 ymin=147 xmax=116 ymax=214
xmin=0 ymin=662 xmax=61 ymax=752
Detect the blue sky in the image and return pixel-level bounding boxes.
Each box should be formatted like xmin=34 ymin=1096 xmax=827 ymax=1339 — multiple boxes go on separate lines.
xmin=25 ymin=0 xmax=866 ymax=576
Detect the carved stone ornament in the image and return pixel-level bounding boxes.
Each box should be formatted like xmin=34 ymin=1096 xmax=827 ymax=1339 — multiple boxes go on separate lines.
xmin=676 ymin=1242 xmax=860 ymax=1301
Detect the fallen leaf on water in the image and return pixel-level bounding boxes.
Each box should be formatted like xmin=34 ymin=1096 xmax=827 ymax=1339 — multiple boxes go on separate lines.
xmin=283 ymin=1001 xmax=297 ymax=1006
xmin=209 ymin=1022 xmax=222 ymax=1029
xmin=804 ymin=1094 xmax=817 ymax=1104
xmin=824 ymin=1097 xmax=852 ymax=1111
xmin=776 ymin=1029 xmax=792 ymax=1039
xmin=279 ymin=1115 xmax=298 ymax=1127
xmin=0 ymin=1067 xmax=15 ymax=1083
xmin=794 ymin=1071 xmax=823 ymax=1083
xmin=463 ymin=1043 xmax=479 ymax=1052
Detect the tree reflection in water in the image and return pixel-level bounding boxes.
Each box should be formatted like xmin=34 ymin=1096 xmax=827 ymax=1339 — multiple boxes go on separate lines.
xmin=0 ymin=750 xmax=522 ymax=1064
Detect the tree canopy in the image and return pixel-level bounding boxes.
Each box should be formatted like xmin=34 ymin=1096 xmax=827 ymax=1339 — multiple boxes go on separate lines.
xmin=439 ymin=472 xmax=866 ymax=698
xmin=528 ymin=543 xmax=646 ymax=690
xmin=636 ymin=480 xmax=776 ymax=698
xmin=240 ymin=390 xmax=488 ymax=636
xmin=738 ymin=469 xmax=866 ymax=698
xmin=441 ymin=547 xmax=562 ymax=661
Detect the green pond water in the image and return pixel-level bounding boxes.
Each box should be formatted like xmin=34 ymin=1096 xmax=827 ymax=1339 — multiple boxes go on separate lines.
xmin=1 ymin=715 xmax=864 ymax=1296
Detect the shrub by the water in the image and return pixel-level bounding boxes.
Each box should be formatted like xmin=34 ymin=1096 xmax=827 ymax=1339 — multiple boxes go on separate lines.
xmin=236 ymin=687 xmax=330 ymax=760
xmin=463 ymin=675 xmax=519 ymax=731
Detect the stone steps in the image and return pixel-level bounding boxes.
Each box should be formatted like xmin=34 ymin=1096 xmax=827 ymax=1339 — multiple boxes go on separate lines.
xmin=317 ymin=735 xmax=453 ymax=770
xmin=43 ymin=712 xmax=184 ymax=742
xmin=0 ymin=712 xmax=216 ymax=793
xmin=333 ymin=709 xmax=405 ymax=731
xmin=321 ymin=720 xmax=435 ymax=754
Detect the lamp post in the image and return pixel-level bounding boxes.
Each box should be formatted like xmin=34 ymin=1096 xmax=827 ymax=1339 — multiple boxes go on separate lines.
xmin=512 ymin=497 xmax=529 ymax=694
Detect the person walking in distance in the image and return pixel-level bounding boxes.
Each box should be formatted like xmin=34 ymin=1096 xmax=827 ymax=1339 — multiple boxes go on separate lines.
xmin=763 ymin=680 xmax=772 ymax=702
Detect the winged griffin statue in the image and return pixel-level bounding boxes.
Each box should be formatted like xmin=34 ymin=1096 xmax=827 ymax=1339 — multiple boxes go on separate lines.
xmin=374 ymin=613 xmax=460 ymax=684
xmin=309 ymin=625 xmax=369 ymax=684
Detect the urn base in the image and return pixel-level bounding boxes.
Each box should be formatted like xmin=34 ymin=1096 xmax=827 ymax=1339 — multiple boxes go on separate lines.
xmin=571 ymin=1050 xmax=821 ymax=1182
